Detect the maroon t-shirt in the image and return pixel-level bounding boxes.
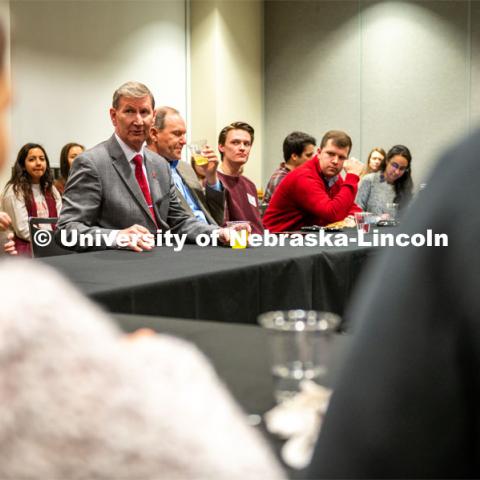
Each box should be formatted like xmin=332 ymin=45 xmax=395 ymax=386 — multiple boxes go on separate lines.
xmin=217 ymin=171 xmax=264 ymax=235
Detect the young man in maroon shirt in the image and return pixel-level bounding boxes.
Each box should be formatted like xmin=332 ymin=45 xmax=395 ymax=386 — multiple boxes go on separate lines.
xmin=217 ymin=122 xmax=264 ymax=235
xmin=263 ymin=130 xmax=364 ymax=232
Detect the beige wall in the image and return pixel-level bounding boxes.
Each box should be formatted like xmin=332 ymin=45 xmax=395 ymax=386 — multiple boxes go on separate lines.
xmin=471 ymin=0 xmax=480 ymax=127
xmin=190 ymin=0 xmax=263 ymax=187
xmin=5 ymin=0 xmax=187 ymax=174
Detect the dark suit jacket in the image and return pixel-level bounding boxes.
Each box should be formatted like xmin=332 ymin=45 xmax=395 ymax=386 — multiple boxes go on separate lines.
xmin=308 ymin=129 xmax=480 ymax=478
xmin=56 ymin=135 xmax=216 ymax=251
xmin=175 ymin=161 xmax=225 ymax=226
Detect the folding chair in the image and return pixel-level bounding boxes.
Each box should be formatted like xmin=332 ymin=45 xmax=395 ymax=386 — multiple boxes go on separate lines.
xmin=28 ymin=217 xmax=74 ymax=258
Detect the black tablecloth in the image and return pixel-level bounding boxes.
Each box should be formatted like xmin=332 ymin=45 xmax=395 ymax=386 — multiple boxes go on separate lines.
xmin=114 ymin=313 xmax=352 ymax=479
xmin=115 ymin=313 xmax=277 ymax=414
xmin=115 ymin=312 xmax=351 ymax=414
xmin=42 ymin=231 xmax=378 ymax=324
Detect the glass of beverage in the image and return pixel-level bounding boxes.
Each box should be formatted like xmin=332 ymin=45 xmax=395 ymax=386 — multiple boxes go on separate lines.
xmin=188 ymin=139 xmax=208 ymax=166
xmin=226 ymin=220 xmax=250 ymax=249
xmin=354 ymin=212 xmax=374 ymax=233
xmin=259 ymin=310 xmax=340 ymax=403
xmin=384 ymin=202 xmax=399 ymax=224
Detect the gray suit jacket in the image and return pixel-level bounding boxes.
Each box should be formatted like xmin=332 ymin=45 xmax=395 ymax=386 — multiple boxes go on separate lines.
xmin=56 ymin=135 xmax=216 ymax=251
xmin=175 ymin=161 xmax=225 ymax=226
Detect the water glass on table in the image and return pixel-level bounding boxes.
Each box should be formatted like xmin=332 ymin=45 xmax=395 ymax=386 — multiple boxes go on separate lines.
xmin=384 ymin=202 xmax=399 ymax=224
xmin=259 ymin=310 xmax=340 ymax=404
xmin=226 ymin=220 xmax=251 ymax=249
xmin=354 ymin=212 xmax=374 ymax=233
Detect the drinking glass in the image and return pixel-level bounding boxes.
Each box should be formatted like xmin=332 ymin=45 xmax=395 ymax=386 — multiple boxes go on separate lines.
xmin=226 ymin=220 xmax=250 ymax=249
xmin=259 ymin=310 xmax=340 ymax=403
xmin=354 ymin=212 xmax=374 ymax=233
xmin=188 ymin=139 xmax=208 ymax=166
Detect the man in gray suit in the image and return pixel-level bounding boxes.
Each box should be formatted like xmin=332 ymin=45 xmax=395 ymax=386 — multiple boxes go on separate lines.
xmin=57 ymin=81 xmax=227 ymax=252
xmin=148 ymin=106 xmax=225 ymax=226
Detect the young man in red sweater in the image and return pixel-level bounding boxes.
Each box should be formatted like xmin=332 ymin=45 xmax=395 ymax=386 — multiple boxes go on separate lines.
xmin=263 ymin=130 xmax=364 ymax=232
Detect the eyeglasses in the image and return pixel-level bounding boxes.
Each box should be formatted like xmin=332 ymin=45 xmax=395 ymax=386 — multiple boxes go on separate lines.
xmin=390 ymin=161 xmax=409 ymax=172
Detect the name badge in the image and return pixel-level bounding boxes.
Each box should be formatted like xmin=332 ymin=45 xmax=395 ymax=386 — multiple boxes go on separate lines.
xmin=247 ymin=193 xmax=257 ymax=207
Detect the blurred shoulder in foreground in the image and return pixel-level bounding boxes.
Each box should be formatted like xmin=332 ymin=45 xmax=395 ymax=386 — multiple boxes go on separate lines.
xmin=0 ymin=260 xmax=284 ymax=479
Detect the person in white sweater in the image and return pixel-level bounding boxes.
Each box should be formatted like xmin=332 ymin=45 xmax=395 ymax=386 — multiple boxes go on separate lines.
xmin=1 ymin=142 xmax=62 ymax=255
xmin=0 ymin=260 xmax=284 ymax=479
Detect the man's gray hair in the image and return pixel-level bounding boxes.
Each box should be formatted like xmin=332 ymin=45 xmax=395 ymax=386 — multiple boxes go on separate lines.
xmin=112 ymin=81 xmax=155 ymax=109
xmin=154 ymin=106 xmax=180 ymax=130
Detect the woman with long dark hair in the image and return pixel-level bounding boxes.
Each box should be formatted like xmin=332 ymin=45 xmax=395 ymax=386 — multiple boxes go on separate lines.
xmin=1 ymin=143 xmax=62 ymax=255
xmin=356 ymin=144 xmax=413 ymax=214
xmin=54 ymin=142 xmax=84 ymax=195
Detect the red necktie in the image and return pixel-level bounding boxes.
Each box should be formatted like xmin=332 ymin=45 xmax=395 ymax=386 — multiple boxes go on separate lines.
xmin=133 ymin=154 xmax=157 ymax=227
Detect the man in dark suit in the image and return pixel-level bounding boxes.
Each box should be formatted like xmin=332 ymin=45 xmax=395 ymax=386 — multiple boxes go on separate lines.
xmin=148 ymin=106 xmax=224 ymax=226
xmin=57 ymin=82 xmax=226 ymax=252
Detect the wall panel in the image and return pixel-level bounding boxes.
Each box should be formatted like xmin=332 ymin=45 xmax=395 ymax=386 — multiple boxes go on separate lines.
xmin=265 ymin=0 xmax=360 ymax=187
xmin=9 ymin=0 xmax=186 ymax=167
xmin=361 ymin=1 xmax=469 ymax=182
xmin=265 ymin=0 xmax=474 ymax=187
xmin=471 ymin=0 xmax=480 ymax=128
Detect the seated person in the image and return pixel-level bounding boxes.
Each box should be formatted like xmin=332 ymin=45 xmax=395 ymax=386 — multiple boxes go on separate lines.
xmin=217 ymin=122 xmax=264 ymax=235
xmin=57 ymin=82 xmax=230 ymax=252
xmin=148 ymin=106 xmax=224 ymax=226
xmin=1 ymin=143 xmax=62 ymax=256
xmin=361 ymin=147 xmax=385 ymax=177
xmin=262 ymin=131 xmax=316 ymax=208
xmin=54 ymin=142 xmax=85 ymax=195
xmin=356 ymin=144 xmax=413 ymax=215
xmin=263 ymin=130 xmax=363 ymax=232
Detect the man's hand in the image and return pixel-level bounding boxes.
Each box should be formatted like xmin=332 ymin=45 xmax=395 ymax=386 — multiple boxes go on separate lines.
xmin=0 ymin=211 xmax=12 ymax=231
xmin=217 ymin=222 xmax=252 ymax=245
xmin=197 ymin=145 xmax=220 ymax=186
xmin=4 ymin=232 xmax=17 ymax=255
xmin=217 ymin=227 xmax=230 ymax=245
xmin=343 ymin=157 xmax=364 ymax=177
xmin=116 ymin=224 xmax=154 ymax=252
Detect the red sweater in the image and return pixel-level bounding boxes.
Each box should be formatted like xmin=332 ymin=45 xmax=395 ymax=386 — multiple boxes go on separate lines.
xmin=263 ymin=156 xmax=361 ymax=232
